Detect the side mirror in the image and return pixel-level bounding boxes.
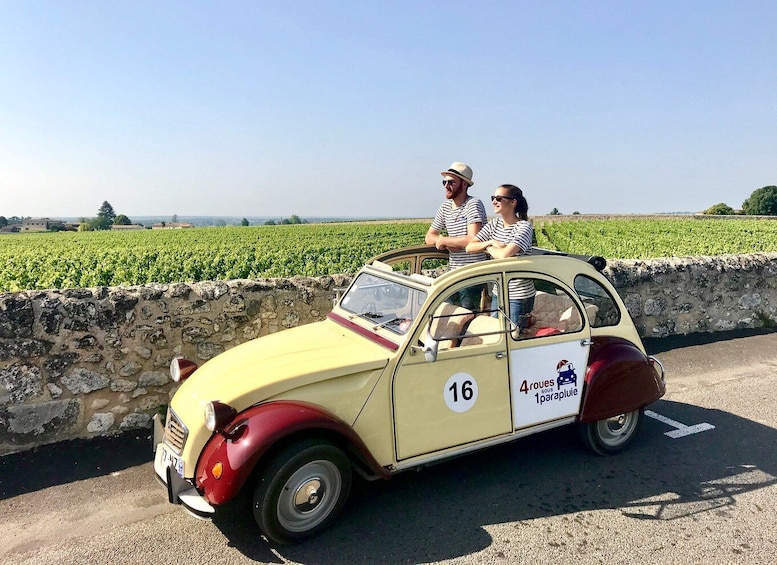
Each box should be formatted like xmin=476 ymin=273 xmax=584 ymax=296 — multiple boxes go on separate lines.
xmin=421 ymin=330 xmax=439 ymax=362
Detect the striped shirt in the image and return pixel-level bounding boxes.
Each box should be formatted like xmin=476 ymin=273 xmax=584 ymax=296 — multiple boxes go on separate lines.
xmin=430 ymin=196 xmax=488 ymax=269
xmin=476 ymin=217 xmax=535 ymax=300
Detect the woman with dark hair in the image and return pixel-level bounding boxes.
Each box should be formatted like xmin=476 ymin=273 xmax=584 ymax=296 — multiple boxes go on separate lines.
xmin=465 ymin=184 xmax=535 ymax=330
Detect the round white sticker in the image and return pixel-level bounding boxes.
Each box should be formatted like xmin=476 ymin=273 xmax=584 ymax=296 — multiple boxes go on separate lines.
xmin=443 ymin=372 xmax=478 ymax=413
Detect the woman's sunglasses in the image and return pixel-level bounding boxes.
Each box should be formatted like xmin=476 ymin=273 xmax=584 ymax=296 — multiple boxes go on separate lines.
xmin=491 ymin=195 xmax=515 ymax=202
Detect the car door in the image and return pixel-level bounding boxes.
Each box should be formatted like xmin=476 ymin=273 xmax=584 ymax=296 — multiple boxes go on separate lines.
xmin=507 ymin=275 xmax=591 ymax=429
xmin=392 ymin=276 xmax=513 ymax=460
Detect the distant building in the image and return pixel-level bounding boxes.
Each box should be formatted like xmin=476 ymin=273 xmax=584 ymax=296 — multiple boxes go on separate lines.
xmin=151 ymin=222 xmax=194 ymax=229
xmin=1 ymin=224 xmax=21 ymax=233
xmin=21 ymin=218 xmax=65 ymax=232
xmin=111 ymin=224 xmax=145 ymax=231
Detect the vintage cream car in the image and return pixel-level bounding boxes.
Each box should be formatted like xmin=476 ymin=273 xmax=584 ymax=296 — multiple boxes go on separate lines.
xmin=153 ymin=245 xmax=665 ymax=544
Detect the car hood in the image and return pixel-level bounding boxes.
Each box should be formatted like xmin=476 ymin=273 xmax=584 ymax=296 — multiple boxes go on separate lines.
xmin=171 ymin=318 xmax=392 ymax=418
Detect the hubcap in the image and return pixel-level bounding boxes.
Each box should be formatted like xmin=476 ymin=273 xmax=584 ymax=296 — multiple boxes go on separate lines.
xmin=277 ymin=460 xmax=341 ymax=532
xmin=597 ymin=411 xmax=637 ymax=447
xmin=294 ymin=478 xmax=324 ymax=511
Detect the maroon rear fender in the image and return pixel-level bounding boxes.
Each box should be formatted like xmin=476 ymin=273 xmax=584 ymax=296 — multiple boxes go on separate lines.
xmin=580 ymin=337 xmax=666 ymax=423
xmin=195 ymin=401 xmax=389 ymax=506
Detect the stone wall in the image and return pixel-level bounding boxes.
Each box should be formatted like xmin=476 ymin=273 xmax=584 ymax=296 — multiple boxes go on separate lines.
xmin=0 ymin=276 xmax=350 ymax=455
xmin=608 ymin=254 xmax=777 ymax=337
xmin=2 ymin=253 xmax=776 ymax=455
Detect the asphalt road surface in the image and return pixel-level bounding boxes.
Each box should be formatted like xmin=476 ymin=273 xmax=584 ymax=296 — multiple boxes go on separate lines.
xmin=2 ymin=329 xmax=776 ymax=565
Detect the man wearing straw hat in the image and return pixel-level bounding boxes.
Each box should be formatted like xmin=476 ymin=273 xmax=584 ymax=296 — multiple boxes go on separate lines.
xmin=425 ymin=161 xmax=489 ymax=309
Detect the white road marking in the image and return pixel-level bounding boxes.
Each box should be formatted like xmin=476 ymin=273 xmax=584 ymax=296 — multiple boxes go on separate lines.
xmin=645 ymin=410 xmax=715 ymax=438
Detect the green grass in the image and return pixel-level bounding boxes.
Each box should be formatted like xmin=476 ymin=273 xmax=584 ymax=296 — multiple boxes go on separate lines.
xmin=2 ymin=218 xmax=776 ymax=292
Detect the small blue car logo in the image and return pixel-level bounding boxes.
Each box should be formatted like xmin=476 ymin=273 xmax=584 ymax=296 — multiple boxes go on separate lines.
xmin=556 ymin=359 xmax=577 ymax=389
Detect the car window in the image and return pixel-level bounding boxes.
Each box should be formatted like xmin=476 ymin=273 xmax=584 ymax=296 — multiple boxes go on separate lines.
xmin=421 ymin=256 xmax=448 ymax=278
xmin=428 ymin=279 xmax=505 ymax=349
xmin=574 ymin=275 xmax=621 ymax=327
xmin=505 ymin=277 xmax=585 ymax=340
xmin=389 ymin=259 xmax=412 ymax=275
xmin=339 ymin=272 xmax=426 ymax=335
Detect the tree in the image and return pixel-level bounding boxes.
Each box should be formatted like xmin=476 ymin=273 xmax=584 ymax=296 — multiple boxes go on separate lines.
xmin=172 ymin=214 xmax=179 ymax=223
xmin=742 ymin=186 xmax=777 ymax=216
xmin=549 ymin=208 xmax=561 ymax=215
xmin=79 ymin=217 xmax=105 ymax=231
xmin=702 ymin=203 xmax=735 ymax=215
xmin=0 ymin=216 xmax=7 ymax=227
xmin=241 ymin=218 xmax=249 ymax=226
xmin=98 ymin=201 xmax=116 ymax=222
xmin=264 ymin=219 xmax=276 ymax=225
xmin=114 ymin=214 xmax=132 ymax=225
xmin=94 ymin=201 xmax=116 ymax=230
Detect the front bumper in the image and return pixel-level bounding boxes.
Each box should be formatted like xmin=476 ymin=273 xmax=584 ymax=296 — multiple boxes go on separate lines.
xmin=153 ymin=412 xmax=215 ymax=519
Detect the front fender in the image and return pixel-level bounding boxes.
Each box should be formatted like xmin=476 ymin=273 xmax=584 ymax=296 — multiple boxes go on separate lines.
xmin=194 ymin=401 xmax=388 ymax=506
xmin=579 ymin=337 xmax=665 ymax=423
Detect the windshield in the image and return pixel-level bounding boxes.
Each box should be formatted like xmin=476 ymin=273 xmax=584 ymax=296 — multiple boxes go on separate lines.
xmin=339 ymin=272 xmax=427 ymax=335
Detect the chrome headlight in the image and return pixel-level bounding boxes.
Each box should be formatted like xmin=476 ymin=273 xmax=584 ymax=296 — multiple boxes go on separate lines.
xmin=204 ymin=401 xmax=237 ymax=433
xmin=170 ymin=356 xmax=198 ymax=383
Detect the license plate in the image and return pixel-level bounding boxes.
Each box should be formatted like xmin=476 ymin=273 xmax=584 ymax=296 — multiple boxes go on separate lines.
xmin=161 ymin=446 xmax=185 ymax=478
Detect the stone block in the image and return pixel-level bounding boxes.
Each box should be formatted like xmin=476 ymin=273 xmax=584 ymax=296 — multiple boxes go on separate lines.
xmin=0 ymin=363 xmax=43 ymax=405
xmin=120 ymin=412 xmax=151 ymax=430
xmin=87 ymin=412 xmax=115 ymax=432
xmin=138 ymin=371 xmax=168 ymax=387
xmin=0 ymin=399 xmax=81 ymax=447
xmin=62 ymin=368 xmax=110 ymax=394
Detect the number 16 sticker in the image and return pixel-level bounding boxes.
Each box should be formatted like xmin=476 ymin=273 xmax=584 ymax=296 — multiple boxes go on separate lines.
xmin=444 ymin=373 xmax=478 ymax=413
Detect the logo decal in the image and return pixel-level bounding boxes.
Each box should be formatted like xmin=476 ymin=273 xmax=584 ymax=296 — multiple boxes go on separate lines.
xmin=556 ymin=359 xmax=577 ymax=389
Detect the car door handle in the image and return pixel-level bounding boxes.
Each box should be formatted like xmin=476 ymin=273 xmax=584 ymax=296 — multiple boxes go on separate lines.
xmin=495 ymin=352 xmax=505 ymax=359
xmin=580 ymin=339 xmax=593 ymax=347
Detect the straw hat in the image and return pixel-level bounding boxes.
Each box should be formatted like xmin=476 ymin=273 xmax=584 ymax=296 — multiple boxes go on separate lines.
xmin=440 ymin=162 xmax=474 ymax=186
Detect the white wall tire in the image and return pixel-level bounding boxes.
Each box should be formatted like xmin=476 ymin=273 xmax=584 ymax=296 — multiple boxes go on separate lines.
xmin=580 ymin=408 xmax=644 ymax=455
xmin=252 ymin=440 xmax=352 ymax=544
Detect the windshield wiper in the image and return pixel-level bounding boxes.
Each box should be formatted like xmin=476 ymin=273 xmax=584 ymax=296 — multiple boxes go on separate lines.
xmin=372 ymin=316 xmax=399 ymax=330
xmin=348 ymin=310 xmax=383 ymax=320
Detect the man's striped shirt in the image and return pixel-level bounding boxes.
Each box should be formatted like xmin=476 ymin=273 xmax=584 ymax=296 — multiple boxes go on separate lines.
xmin=430 ymin=196 xmax=488 ymax=269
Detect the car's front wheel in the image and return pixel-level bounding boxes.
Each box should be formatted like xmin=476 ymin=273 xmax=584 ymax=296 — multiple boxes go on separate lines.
xmin=252 ymin=439 xmax=352 ymax=544
xmin=580 ymin=408 xmax=644 ymax=455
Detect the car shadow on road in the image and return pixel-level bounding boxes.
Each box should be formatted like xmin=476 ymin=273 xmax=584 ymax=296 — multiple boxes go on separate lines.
xmin=212 ymin=400 xmax=777 ymax=564
xmin=0 ymin=430 xmax=153 ymax=499
xmin=643 ymin=327 xmax=775 ymax=354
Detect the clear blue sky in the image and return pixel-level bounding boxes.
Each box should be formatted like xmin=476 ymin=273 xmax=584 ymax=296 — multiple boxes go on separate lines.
xmin=2 ymin=1 xmax=775 ymax=219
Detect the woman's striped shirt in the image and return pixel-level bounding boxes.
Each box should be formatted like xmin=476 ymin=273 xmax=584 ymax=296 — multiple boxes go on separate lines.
xmin=475 ymin=217 xmax=535 ymax=299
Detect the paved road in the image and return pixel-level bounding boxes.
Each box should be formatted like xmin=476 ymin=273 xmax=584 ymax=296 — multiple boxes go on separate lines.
xmin=2 ymin=330 xmax=776 ymax=564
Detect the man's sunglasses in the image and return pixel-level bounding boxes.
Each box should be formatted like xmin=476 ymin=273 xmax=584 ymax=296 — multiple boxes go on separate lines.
xmin=442 ymin=179 xmax=457 ymax=186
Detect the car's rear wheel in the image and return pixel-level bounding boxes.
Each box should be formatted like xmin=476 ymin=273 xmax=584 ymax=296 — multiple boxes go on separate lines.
xmin=580 ymin=408 xmax=643 ymax=455
xmin=252 ymin=439 xmax=352 ymax=544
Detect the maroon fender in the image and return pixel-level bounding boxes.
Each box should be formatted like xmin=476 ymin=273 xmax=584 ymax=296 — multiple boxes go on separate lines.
xmin=195 ymin=400 xmax=389 ymax=506
xmin=579 ymin=337 xmax=665 ymax=423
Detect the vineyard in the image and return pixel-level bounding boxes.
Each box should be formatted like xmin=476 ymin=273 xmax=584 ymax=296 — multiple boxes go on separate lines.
xmin=2 ymin=218 xmax=777 ymax=292
xmin=534 ymin=218 xmax=777 ymax=258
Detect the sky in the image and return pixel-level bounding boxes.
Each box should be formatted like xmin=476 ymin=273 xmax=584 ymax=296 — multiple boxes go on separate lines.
xmin=1 ymin=1 xmax=775 ymax=220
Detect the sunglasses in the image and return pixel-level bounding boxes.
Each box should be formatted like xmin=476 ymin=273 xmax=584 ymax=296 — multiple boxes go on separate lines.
xmin=491 ymin=195 xmax=515 ymax=202
xmin=442 ymin=179 xmax=457 ymax=186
